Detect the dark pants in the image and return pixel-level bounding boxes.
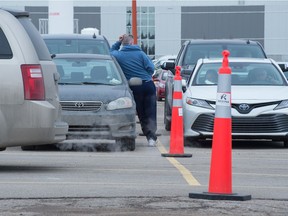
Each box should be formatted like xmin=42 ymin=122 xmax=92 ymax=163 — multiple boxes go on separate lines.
xmin=130 ymin=80 xmax=157 ymax=141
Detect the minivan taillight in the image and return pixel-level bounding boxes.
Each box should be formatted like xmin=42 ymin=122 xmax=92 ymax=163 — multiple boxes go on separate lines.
xmin=21 ymin=64 xmax=45 ymax=100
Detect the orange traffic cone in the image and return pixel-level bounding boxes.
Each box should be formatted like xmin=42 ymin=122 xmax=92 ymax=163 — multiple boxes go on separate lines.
xmin=162 ymin=66 xmax=192 ymax=158
xmin=189 ymin=50 xmax=251 ymax=201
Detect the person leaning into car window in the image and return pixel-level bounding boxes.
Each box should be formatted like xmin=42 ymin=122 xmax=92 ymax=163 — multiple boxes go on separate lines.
xmin=110 ymin=34 xmax=157 ymax=147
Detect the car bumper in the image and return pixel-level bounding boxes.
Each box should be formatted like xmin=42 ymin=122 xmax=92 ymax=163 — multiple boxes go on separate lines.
xmin=0 ymin=101 xmax=68 ymax=147
xmin=183 ymin=104 xmax=288 ymax=140
xmin=62 ymin=109 xmax=136 ymax=140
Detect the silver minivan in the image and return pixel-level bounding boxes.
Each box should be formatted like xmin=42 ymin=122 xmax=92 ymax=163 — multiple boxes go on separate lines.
xmin=0 ymin=8 xmax=68 ymax=150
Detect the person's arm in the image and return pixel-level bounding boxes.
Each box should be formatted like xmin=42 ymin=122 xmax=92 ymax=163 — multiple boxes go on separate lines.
xmin=110 ymin=35 xmax=124 ymax=52
xmin=110 ymin=41 xmax=121 ymax=52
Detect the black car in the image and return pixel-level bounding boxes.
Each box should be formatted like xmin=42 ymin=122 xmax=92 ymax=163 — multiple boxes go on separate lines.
xmin=162 ymin=39 xmax=267 ymax=131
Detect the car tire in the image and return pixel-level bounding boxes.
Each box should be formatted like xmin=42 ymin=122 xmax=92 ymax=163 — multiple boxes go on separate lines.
xmin=284 ymin=139 xmax=288 ymax=148
xmin=116 ymin=138 xmax=136 ymax=151
xmin=21 ymin=145 xmax=36 ymax=151
xmin=164 ymin=98 xmax=171 ymax=131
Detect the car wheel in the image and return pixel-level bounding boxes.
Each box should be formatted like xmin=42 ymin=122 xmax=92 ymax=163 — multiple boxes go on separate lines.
xmin=21 ymin=145 xmax=36 ymax=151
xmin=164 ymin=98 xmax=171 ymax=131
xmin=284 ymin=139 xmax=288 ymax=148
xmin=184 ymin=137 xmax=202 ymax=147
xmin=116 ymin=138 xmax=136 ymax=151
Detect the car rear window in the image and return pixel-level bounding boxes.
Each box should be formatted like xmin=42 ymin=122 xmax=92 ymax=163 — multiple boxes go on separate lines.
xmin=0 ymin=28 xmax=13 ymax=59
xmin=44 ymin=39 xmax=110 ymax=55
xmin=18 ymin=17 xmax=52 ymax=61
xmin=53 ymin=58 xmax=123 ymax=85
xmin=183 ymin=44 xmax=266 ymax=66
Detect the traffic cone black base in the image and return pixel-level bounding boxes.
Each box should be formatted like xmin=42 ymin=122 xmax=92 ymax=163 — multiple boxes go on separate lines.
xmin=189 ymin=192 xmax=251 ymax=201
xmin=161 ymin=153 xmax=192 ymax=157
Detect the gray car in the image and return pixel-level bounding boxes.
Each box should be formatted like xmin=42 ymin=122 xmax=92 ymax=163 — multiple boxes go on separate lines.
xmin=52 ymin=53 xmax=138 ymax=151
xmin=42 ymin=33 xmax=110 ymax=55
xmin=0 ymin=8 xmax=68 ymax=150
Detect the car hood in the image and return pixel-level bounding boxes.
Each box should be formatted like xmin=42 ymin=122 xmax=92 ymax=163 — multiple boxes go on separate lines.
xmin=59 ymin=84 xmax=131 ymax=102
xmin=187 ymin=86 xmax=288 ymax=103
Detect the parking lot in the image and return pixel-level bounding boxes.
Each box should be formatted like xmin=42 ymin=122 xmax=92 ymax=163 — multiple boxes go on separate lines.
xmin=0 ymin=101 xmax=287 ymax=215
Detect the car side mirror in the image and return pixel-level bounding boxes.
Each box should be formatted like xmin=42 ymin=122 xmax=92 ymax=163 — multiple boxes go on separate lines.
xmin=161 ymin=61 xmax=175 ymax=72
xmin=128 ymin=77 xmax=142 ymax=86
xmin=182 ymin=79 xmax=187 ymax=92
xmin=279 ymin=63 xmax=288 ymax=72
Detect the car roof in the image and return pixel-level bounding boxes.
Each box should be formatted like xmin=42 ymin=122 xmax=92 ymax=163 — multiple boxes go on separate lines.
xmin=0 ymin=7 xmax=29 ymax=17
xmin=42 ymin=33 xmax=107 ymax=40
xmin=185 ymin=39 xmax=261 ymax=45
xmin=52 ymin=53 xmax=113 ymax=60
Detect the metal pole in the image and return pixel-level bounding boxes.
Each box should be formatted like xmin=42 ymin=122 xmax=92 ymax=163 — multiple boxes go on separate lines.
xmin=132 ymin=0 xmax=138 ymax=44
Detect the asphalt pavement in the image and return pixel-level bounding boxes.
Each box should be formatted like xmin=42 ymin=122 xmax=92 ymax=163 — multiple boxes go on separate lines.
xmin=0 ymin=101 xmax=287 ymax=215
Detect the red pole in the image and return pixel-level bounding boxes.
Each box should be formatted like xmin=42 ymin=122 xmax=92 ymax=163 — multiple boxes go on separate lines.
xmin=132 ymin=0 xmax=138 ymax=44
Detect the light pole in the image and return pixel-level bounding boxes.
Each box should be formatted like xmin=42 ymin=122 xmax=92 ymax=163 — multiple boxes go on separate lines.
xmin=132 ymin=0 xmax=138 ymax=44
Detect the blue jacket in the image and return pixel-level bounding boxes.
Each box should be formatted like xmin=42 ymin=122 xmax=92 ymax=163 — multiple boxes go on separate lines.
xmin=110 ymin=41 xmax=155 ymax=81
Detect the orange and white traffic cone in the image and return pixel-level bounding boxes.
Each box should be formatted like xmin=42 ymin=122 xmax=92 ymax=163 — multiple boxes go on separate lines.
xmin=162 ymin=66 xmax=192 ymax=158
xmin=189 ymin=50 xmax=251 ymax=201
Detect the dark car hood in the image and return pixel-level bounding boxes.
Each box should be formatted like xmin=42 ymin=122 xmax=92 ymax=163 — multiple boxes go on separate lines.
xmin=59 ymin=84 xmax=131 ymax=102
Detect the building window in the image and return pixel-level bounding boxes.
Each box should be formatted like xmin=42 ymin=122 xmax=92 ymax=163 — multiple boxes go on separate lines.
xmin=126 ymin=6 xmax=155 ymax=58
xmin=39 ymin=18 xmax=79 ymax=34
xmin=39 ymin=19 xmax=48 ymax=34
xmin=74 ymin=19 xmax=79 ymax=33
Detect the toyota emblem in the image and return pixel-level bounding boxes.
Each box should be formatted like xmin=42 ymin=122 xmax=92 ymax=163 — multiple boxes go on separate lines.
xmin=239 ymin=103 xmax=250 ymax=111
xmin=75 ymin=102 xmax=84 ymax=108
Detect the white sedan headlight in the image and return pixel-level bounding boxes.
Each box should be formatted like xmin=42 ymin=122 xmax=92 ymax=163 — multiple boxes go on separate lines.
xmin=106 ymin=97 xmax=133 ymax=110
xmin=274 ymin=100 xmax=288 ymax=110
xmin=186 ymin=97 xmax=214 ymax=110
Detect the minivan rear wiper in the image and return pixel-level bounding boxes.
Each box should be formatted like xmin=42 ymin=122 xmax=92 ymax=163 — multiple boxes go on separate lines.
xmin=58 ymin=82 xmax=83 ymax=85
xmin=81 ymin=81 xmax=114 ymax=85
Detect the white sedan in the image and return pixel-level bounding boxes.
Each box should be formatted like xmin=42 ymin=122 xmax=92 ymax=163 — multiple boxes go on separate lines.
xmin=182 ymin=58 xmax=288 ymax=147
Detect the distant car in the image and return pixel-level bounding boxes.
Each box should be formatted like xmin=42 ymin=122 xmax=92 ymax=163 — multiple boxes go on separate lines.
xmin=42 ymin=33 xmax=110 ymax=55
xmin=278 ymin=62 xmax=288 ymax=79
xmin=163 ymin=39 xmax=268 ymax=131
xmin=0 ymin=8 xmax=68 ymax=151
xmin=52 ymin=53 xmax=139 ymax=151
xmin=153 ymin=55 xmax=176 ymax=70
xmin=182 ymin=57 xmax=288 ymax=147
xmin=153 ymin=70 xmax=172 ymax=101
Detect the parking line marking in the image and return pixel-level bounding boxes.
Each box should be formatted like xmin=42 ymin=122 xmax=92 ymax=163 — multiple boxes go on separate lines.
xmin=157 ymin=141 xmax=201 ymax=186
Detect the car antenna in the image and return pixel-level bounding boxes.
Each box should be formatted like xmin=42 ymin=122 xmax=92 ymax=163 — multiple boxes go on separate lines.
xmin=51 ymin=54 xmax=56 ymax=59
xmin=93 ymin=33 xmax=97 ymax=39
xmin=246 ymin=39 xmax=250 ymax=44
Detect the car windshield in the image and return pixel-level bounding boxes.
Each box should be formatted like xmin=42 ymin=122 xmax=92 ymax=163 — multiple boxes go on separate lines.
xmin=182 ymin=44 xmax=266 ymax=67
xmin=193 ymin=62 xmax=286 ymax=86
xmin=44 ymin=39 xmax=110 ymax=55
xmin=53 ymin=58 xmax=123 ymax=85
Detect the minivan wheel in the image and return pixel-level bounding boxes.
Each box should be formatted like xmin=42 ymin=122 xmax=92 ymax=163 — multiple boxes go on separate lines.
xmin=284 ymin=139 xmax=288 ymax=148
xmin=116 ymin=138 xmax=136 ymax=151
xmin=21 ymin=145 xmax=36 ymax=151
